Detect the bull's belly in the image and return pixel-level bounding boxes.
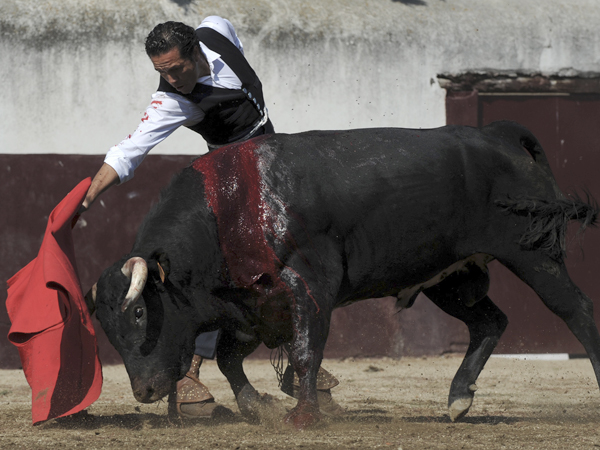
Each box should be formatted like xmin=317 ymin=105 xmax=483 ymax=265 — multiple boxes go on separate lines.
xmin=341 ymin=253 xmax=494 ymax=307
xmin=394 ymin=253 xmax=494 ymax=307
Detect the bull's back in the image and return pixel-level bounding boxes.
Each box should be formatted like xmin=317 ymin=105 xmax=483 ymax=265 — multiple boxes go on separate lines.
xmin=261 ymin=126 xmax=525 ymax=232
xmin=257 ymin=125 xmax=559 ymax=297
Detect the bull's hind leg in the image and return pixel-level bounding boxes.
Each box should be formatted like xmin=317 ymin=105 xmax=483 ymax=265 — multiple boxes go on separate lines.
xmin=423 ymin=264 xmax=508 ymax=421
xmin=499 ymin=252 xmax=600 ymax=390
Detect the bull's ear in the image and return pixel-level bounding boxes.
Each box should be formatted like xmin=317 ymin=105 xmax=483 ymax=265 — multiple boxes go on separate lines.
xmin=157 ymin=262 xmax=166 ymax=283
xmin=152 ymin=249 xmax=170 ymax=283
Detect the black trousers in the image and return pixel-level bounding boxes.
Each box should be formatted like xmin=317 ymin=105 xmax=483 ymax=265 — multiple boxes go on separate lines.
xmin=194 ymin=330 xmax=220 ymax=359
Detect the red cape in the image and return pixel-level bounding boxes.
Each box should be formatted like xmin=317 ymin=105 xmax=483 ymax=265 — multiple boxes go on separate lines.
xmin=6 ymin=178 xmax=103 ymax=424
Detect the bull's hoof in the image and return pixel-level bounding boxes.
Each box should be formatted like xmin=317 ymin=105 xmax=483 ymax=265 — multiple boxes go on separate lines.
xmin=448 ymin=384 xmax=477 ymax=422
xmin=236 ymin=384 xmax=285 ymax=424
xmin=283 ymin=406 xmax=321 ymax=430
xmin=288 ymin=387 xmax=345 ymax=417
xmin=448 ymin=397 xmax=473 ymax=422
xmin=236 ymin=384 xmax=263 ymax=422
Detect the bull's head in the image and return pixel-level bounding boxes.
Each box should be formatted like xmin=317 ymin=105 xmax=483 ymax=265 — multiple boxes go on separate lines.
xmin=94 ymin=252 xmax=203 ymax=403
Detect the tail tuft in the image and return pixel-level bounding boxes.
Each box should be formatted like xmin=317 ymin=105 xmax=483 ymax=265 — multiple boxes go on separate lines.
xmin=496 ymin=193 xmax=598 ymax=260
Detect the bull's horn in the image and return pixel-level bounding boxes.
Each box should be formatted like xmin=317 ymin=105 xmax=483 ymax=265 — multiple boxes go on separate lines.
xmin=84 ymin=283 xmax=97 ymax=315
xmin=121 ymin=257 xmax=148 ymax=312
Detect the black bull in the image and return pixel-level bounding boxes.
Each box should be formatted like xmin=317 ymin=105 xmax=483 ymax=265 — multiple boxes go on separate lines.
xmin=94 ymin=121 xmax=599 ymax=428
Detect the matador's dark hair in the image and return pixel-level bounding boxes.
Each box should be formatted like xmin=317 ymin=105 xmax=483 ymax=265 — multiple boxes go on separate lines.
xmin=145 ymin=21 xmax=199 ymax=60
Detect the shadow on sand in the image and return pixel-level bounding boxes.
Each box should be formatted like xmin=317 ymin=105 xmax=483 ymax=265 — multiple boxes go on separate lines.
xmin=41 ymin=406 xmax=242 ymax=430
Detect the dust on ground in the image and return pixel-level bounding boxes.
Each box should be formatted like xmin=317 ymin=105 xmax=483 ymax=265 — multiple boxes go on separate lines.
xmin=1 ymin=356 xmax=600 ymax=449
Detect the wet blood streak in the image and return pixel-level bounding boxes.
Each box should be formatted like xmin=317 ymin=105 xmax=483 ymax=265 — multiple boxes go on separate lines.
xmin=192 ymin=137 xmax=281 ymax=290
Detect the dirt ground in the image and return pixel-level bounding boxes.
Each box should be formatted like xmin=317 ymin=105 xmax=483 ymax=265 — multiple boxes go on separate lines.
xmin=1 ymin=355 xmax=600 ymax=449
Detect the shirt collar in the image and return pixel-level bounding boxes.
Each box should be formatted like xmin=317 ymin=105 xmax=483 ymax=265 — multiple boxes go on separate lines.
xmin=200 ymin=42 xmax=221 ymax=65
xmin=198 ymin=43 xmax=221 ymax=83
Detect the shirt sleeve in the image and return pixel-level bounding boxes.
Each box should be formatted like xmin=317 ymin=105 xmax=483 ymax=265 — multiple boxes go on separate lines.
xmin=104 ymin=92 xmax=204 ymax=183
xmin=198 ymin=16 xmax=244 ymax=55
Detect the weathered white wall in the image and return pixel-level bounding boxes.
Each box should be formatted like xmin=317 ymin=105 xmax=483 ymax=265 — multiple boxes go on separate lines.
xmin=2 ymin=0 xmax=600 ymax=156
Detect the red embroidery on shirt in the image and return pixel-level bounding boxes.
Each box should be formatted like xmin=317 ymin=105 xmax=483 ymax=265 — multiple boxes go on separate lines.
xmin=150 ymin=100 xmax=163 ymax=109
xmin=141 ymin=112 xmax=149 ymax=122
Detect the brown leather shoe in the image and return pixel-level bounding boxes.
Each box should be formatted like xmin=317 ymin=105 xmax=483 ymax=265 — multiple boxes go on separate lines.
xmin=168 ymin=355 xmax=220 ymax=419
xmin=168 ymin=374 xmax=219 ymax=419
xmin=313 ymin=388 xmax=345 ymax=416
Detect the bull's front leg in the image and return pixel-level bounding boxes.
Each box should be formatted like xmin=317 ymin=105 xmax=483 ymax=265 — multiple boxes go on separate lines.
xmin=280 ymin=266 xmax=335 ymax=430
xmin=215 ymin=330 xmax=263 ymax=422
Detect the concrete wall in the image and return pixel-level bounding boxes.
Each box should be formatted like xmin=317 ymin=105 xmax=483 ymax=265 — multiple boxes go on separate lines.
xmin=2 ymin=0 xmax=600 ymax=366
xmin=3 ymin=0 xmax=600 ymax=156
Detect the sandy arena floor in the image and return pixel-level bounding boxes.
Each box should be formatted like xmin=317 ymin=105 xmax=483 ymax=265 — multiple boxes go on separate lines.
xmin=1 ymin=355 xmax=600 ymax=449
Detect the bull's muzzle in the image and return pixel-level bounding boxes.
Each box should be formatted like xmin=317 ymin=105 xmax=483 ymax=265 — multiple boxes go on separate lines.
xmin=131 ymin=374 xmax=172 ymax=403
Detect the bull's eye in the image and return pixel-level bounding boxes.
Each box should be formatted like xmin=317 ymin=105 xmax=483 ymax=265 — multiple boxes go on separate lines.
xmin=134 ymin=306 xmax=144 ymax=320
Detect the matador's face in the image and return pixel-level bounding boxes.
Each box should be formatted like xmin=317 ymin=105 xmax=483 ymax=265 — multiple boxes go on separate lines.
xmin=150 ymin=46 xmax=209 ymax=95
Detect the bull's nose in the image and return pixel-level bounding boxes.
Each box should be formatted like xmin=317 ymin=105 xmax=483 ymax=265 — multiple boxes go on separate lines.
xmin=131 ymin=378 xmax=158 ymax=403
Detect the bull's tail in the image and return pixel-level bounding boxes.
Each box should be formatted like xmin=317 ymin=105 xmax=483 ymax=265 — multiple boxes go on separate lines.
xmin=496 ymin=193 xmax=598 ymax=260
xmin=484 ymin=121 xmax=598 ymax=259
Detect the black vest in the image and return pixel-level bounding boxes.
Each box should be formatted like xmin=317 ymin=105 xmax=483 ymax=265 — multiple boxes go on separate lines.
xmin=157 ymin=27 xmax=266 ymax=146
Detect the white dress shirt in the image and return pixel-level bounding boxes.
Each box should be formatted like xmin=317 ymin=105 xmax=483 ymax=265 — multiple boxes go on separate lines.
xmin=104 ymin=16 xmax=245 ymax=183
